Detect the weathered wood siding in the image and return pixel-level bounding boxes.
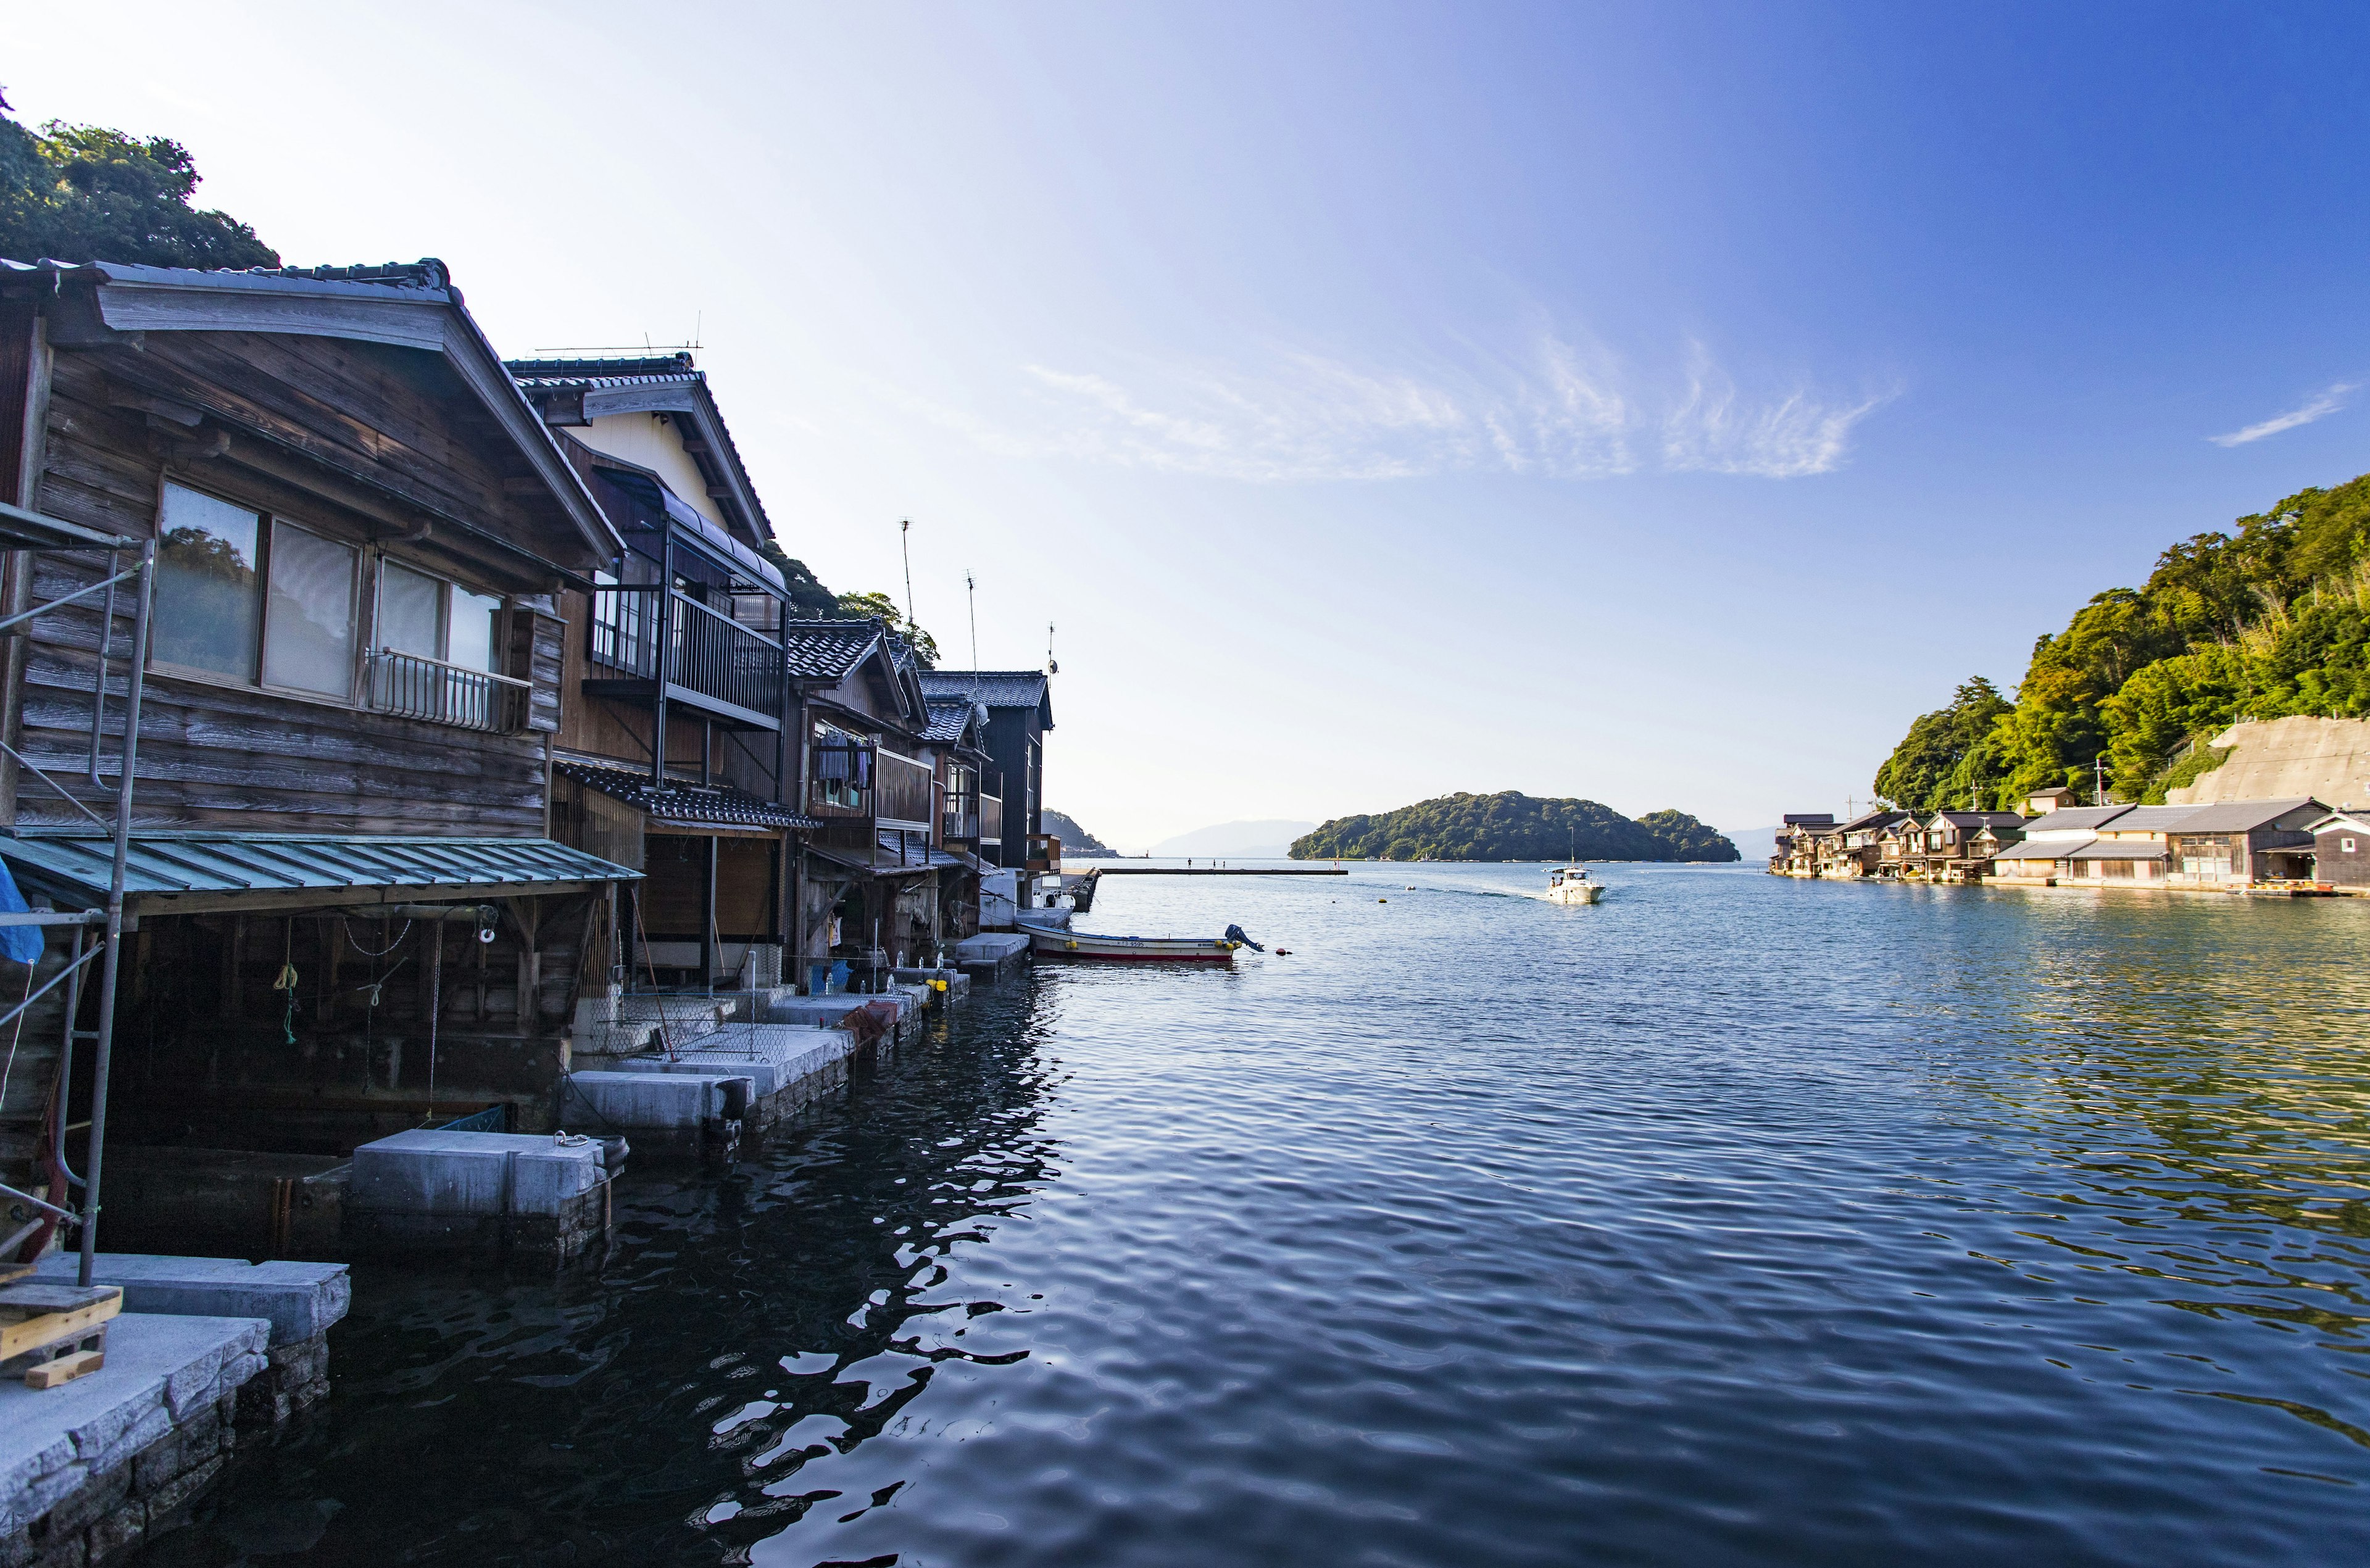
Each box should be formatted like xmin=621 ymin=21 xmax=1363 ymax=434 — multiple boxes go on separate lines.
xmin=21 ymin=338 xmax=573 ymax=836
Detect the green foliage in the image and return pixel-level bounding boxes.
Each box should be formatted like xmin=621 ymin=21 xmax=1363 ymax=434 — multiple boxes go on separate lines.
xmin=833 ymin=590 xmax=939 ymax=668
xmin=1878 ymin=471 xmax=2370 ymax=809
xmin=1039 ymin=809 xmax=1114 ymax=858
xmin=1634 ymin=809 xmax=1742 ymax=861
xmin=755 ymin=541 xmax=839 ymax=616
xmin=1288 ymin=792 xmax=1737 ymax=862
xmin=1873 ymin=676 xmax=2012 ymax=810
xmin=0 ymin=95 xmax=277 ymax=269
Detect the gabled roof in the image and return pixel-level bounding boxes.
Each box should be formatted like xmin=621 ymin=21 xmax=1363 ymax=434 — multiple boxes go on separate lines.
xmin=2157 ymin=798 xmax=2324 ymax=832
xmin=782 ymin=620 xmax=886 ymax=681
xmin=917 ymin=670 xmax=1055 ymax=730
xmin=2092 ymin=805 xmax=2203 ymax=833
xmin=2308 ymin=809 xmax=2370 ymax=834
xmin=1781 ymin=813 xmax=1835 ymax=826
xmin=785 ymin=620 xmax=927 ymax=726
xmin=1840 ymin=809 xmax=1907 ymax=832
xmin=3 ymin=258 xmax=617 ymax=571
xmin=1998 ymin=834 xmax=2092 ymax=859
xmin=2018 ymin=805 xmax=2131 ymax=834
xmin=554 ymin=760 xmax=817 ymax=831
xmin=507 ymin=351 xmax=775 ymax=554
xmin=1934 ymin=811 xmax=2024 ymax=829
xmin=921 ymin=696 xmax=986 ymax=745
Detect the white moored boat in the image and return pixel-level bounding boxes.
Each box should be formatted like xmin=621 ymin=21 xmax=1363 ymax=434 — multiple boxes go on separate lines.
xmin=1021 ymin=925 xmax=1239 ymax=962
xmin=1546 ymin=865 xmax=1604 ymax=904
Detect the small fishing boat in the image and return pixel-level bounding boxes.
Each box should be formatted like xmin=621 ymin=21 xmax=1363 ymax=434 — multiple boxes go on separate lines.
xmin=1020 ymin=924 xmax=1239 ymax=962
xmin=1546 ymin=865 xmax=1604 ymax=905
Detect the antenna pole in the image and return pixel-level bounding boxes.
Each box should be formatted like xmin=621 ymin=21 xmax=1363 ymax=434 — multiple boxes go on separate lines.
xmin=900 ymin=519 xmax=915 ymax=631
xmin=966 ymin=571 xmax=978 ymax=674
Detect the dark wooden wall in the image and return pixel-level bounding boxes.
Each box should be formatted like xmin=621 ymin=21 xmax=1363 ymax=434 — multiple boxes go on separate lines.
xmin=21 ymin=336 xmax=576 ymax=835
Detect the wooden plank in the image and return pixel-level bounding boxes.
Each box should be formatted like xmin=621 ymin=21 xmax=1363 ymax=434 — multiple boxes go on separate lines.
xmin=0 ymin=1290 xmax=120 ymax=1361
xmin=0 ymin=1282 xmax=119 ymax=1314
xmin=25 ymin=1348 xmax=105 ymax=1388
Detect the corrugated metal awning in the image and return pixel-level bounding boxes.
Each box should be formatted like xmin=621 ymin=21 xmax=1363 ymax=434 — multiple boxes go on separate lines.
xmin=0 ymin=832 xmax=639 ymax=917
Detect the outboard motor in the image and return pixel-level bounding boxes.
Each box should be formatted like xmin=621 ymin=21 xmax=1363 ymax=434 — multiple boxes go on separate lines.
xmin=1223 ymin=923 xmax=1266 ymax=953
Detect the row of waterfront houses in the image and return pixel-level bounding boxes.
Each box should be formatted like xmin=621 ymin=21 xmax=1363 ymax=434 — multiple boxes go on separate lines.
xmin=1773 ymin=786 xmax=2366 ymax=891
xmin=0 ymin=256 xmax=1062 ymax=1256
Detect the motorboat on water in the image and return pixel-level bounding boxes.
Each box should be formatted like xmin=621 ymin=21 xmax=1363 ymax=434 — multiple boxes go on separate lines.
xmin=1546 ymin=865 xmax=1604 ymax=904
xmin=1020 ymin=924 xmax=1241 ymax=962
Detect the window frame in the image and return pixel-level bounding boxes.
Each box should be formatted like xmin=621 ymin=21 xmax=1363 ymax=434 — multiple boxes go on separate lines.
xmin=146 ymin=472 xmax=513 ymax=713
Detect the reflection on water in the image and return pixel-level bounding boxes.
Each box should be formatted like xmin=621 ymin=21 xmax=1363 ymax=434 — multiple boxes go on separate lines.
xmin=148 ymin=868 xmax=2370 ymax=1567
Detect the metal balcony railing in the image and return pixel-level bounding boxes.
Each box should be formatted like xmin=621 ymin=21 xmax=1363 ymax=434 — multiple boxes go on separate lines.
xmin=368 ymin=648 xmax=530 ymax=733
xmin=672 ymin=591 xmax=780 ymax=718
xmin=588 ymin=585 xmax=783 ymax=722
xmin=942 ymin=807 xmax=979 ymax=841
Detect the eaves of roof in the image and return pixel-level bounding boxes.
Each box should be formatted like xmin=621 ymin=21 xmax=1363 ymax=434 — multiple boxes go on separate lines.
xmin=4 ymin=257 xmax=620 ymax=571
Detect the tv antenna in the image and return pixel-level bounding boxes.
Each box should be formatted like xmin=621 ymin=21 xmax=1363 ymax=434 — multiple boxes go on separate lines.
xmin=899 ymin=518 xmax=914 ymax=629
xmin=1047 ymin=621 xmax=1058 ymax=675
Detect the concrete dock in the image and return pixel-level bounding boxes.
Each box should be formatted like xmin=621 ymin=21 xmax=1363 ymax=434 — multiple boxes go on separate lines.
xmin=0 ymin=1313 xmax=270 ymax=1567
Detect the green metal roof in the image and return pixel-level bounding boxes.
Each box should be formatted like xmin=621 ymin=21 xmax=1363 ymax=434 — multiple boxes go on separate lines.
xmin=0 ymin=832 xmax=638 ymax=915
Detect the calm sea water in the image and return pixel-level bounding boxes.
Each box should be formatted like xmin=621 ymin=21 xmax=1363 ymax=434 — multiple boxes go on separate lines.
xmin=147 ymin=864 xmax=2370 ymax=1567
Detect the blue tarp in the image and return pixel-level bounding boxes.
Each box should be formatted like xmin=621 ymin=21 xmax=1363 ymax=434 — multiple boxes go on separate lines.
xmin=0 ymin=857 xmax=43 ymax=965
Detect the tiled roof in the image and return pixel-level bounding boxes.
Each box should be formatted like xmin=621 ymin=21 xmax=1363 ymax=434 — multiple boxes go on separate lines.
xmin=917 ymin=670 xmax=1052 ymax=712
xmin=505 ymin=352 xmax=698 ymax=389
xmin=781 ymin=620 xmax=886 ymax=680
xmin=2155 ymin=798 xmax=2322 ymax=832
xmin=1998 ymin=834 xmax=2091 ymax=859
xmin=1934 ymin=810 xmax=2024 ymax=828
xmin=555 ymin=760 xmax=816 ymax=831
xmin=921 ymin=697 xmax=981 ymax=744
xmin=2094 ymin=805 xmax=2205 ymax=832
xmin=2021 ymin=806 xmax=2130 ymax=833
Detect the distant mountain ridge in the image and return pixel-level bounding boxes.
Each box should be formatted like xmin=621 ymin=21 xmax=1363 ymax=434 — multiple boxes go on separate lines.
xmin=1290 ymin=793 xmax=1739 ymax=862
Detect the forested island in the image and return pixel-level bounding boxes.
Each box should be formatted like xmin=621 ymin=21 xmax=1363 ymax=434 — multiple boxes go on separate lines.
xmin=1876 ymin=472 xmax=2370 ymax=809
xmin=1289 ymin=793 xmax=1738 ymax=862
xmin=1041 ymin=810 xmax=1116 ymax=858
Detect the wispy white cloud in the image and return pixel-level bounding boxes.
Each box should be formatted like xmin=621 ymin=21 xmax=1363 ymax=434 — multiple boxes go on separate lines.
xmin=2208 ymin=382 xmax=2358 ymax=447
xmin=899 ymin=336 xmax=1889 ymax=483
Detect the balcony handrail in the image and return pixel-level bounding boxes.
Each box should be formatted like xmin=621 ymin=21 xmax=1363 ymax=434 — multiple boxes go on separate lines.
xmin=374 ymin=645 xmax=532 ymax=689
xmin=673 ymin=587 xmax=783 ymax=650
xmin=367 ymin=647 xmax=529 ymax=734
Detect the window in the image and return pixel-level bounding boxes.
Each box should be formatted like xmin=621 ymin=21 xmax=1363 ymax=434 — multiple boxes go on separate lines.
xmin=154 ymin=483 xmax=262 ymax=680
xmin=154 ymin=484 xmax=357 ymax=698
xmin=262 ymin=522 xmax=359 ymax=698
xmin=370 ymin=562 xmax=509 ymax=728
xmin=376 ymin=561 xmax=501 ymax=671
xmin=2344 ymin=838 xmax=2358 ymax=854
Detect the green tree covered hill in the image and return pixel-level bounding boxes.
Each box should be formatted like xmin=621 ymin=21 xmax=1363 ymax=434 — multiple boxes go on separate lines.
xmin=1 ymin=94 xmax=277 ymax=268
xmin=1876 ymin=472 xmax=2370 ymax=809
xmin=1040 ymin=809 xmax=1115 ymax=858
xmin=1289 ymin=792 xmax=1738 ymax=861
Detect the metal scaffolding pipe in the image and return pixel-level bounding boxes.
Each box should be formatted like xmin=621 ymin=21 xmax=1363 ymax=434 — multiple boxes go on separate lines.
xmin=78 ymin=540 xmax=152 ymax=1288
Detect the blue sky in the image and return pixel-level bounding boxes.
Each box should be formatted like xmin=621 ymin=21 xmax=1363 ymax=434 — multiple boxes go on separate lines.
xmin=14 ymin=2 xmax=2370 ymax=847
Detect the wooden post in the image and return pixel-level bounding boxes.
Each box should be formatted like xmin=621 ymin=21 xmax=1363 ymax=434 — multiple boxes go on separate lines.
xmin=702 ymin=835 xmax=718 ymax=990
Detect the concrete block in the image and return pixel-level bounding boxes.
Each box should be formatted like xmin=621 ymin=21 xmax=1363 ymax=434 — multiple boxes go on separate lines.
xmin=762 ymin=996 xmax=869 ymax=1027
xmin=562 ymin=1071 xmax=748 ymax=1128
xmin=0 ymin=1317 xmax=266 ymax=1537
xmin=626 ymin=1027 xmax=862 ymax=1102
xmin=347 ymin=1130 xmax=607 ymax=1218
xmin=31 ymin=1257 xmax=349 ymax=1349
